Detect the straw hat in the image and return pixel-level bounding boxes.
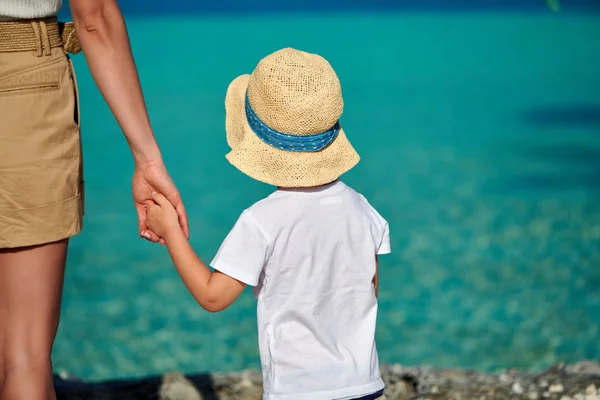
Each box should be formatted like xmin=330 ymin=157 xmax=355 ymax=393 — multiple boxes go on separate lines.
xmin=224 ymin=47 xmax=360 ymax=187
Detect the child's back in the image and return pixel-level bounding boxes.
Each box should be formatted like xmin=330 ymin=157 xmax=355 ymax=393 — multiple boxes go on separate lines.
xmin=212 ymin=180 xmax=390 ymax=398
xmin=145 ymin=48 xmax=390 ymax=400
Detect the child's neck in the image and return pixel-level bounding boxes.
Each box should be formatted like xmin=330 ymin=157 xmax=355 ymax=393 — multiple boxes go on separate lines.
xmin=277 ymin=179 xmax=339 ymax=192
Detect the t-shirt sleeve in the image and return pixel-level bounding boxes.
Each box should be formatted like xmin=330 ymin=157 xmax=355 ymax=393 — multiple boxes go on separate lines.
xmin=210 ymin=210 xmax=270 ymax=286
xmin=377 ymin=220 xmax=391 ymax=255
xmin=360 ymin=194 xmax=391 ymax=255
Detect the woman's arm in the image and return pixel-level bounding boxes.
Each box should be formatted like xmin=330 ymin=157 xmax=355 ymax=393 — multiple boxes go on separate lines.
xmin=69 ymin=0 xmax=157 ymax=162
xmin=69 ymin=0 xmax=188 ymax=242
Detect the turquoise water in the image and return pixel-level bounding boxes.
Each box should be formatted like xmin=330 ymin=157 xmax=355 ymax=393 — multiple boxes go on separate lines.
xmin=52 ymin=12 xmax=600 ymax=380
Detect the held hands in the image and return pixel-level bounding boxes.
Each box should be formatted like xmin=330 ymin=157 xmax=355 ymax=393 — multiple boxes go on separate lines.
xmin=132 ymin=160 xmax=189 ymax=244
xmin=146 ymin=192 xmax=182 ymax=242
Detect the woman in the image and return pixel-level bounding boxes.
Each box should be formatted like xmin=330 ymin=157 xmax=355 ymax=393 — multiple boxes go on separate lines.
xmin=0 ymin=0 xmax=188 ymax=398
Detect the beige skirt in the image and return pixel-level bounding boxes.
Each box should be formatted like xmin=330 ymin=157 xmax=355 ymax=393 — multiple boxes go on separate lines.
xmin=0 ymin=19 xmax=83 ymax=248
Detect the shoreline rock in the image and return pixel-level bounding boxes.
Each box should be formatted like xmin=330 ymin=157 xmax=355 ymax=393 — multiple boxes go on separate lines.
xmin=55 ymin=361 xmax=600 ymax=400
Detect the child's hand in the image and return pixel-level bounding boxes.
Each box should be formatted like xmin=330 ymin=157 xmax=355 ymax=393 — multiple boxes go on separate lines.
xmin=146 ymin=192 xmax=182 ymax=242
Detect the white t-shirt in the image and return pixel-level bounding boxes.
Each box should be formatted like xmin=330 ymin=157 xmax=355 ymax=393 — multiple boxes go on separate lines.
xmin=211 ymin=180 xmax=390 ymax=400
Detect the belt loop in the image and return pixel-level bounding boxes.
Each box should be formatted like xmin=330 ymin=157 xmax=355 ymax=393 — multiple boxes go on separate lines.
xmin=39 ymin=20 xmax=52 ymax=56
xmin=30 ymin=21 xmax=43 ymax=57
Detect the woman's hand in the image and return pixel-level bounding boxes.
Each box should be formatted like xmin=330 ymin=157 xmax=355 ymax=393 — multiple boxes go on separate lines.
xmin=133 ymin=161 xmax=189 ymax=243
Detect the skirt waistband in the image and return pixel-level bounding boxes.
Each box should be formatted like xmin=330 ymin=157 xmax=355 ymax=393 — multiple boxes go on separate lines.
xmin=0 ymin=17 xmax=80 ymax=55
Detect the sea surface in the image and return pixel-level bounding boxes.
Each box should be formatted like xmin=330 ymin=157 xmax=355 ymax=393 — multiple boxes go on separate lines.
xmin=51 ymin=8 xmax=600 ymax=380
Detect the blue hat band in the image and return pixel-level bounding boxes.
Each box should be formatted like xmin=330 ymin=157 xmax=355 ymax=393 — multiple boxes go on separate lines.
xmin=245 ymin=92 xmax=340 ymax=153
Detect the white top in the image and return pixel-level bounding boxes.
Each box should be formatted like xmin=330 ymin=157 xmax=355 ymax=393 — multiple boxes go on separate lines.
xmin=211 ymin=180 xmax=390 ymax=400
xmin=0 ymin=0 xmax=62 ymax=21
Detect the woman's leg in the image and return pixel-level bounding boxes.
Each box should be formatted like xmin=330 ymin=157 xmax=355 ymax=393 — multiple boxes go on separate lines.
xmin=0 ymin=239 xmax=68 ymax=400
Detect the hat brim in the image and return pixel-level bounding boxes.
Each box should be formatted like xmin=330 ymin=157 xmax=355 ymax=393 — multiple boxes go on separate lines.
xmin=224 ymin=74 xmax=360 ymax=187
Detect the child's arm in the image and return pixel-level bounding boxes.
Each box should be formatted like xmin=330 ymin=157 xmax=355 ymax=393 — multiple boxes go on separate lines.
xmin=373 ymin=255 xmax=379 ymax=298
xmin=147 ymin=193 xmax=246 ymax=312
xmin=163 ymin=228 xmax=246 ymax=312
